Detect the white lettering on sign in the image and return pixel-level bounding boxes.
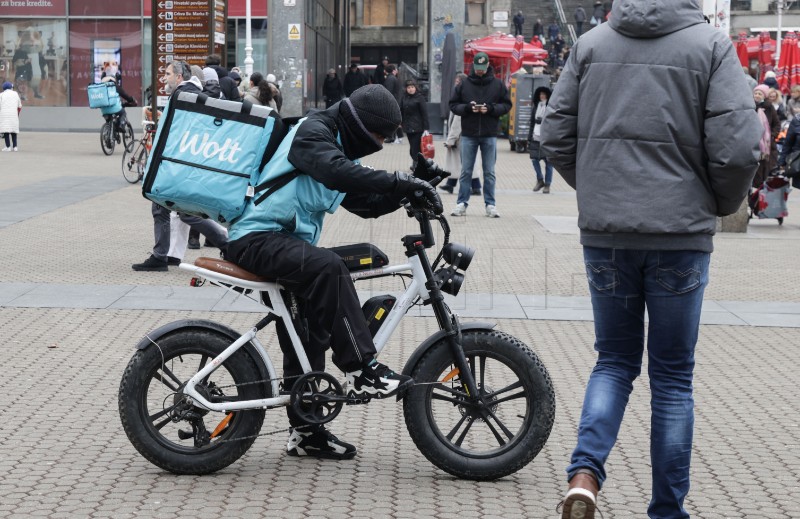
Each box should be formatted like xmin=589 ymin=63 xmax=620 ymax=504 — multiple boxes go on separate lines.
xmin=179 ymin=131 xmax=242 ymax=165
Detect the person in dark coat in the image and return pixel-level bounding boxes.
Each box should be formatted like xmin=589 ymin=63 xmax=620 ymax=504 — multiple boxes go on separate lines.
xmin=513 ymin=11 xmax=525 ymax=37
xmin=204 ymin=54 xmax=241 ymax=101
xmin=373 ymin=56 xmax=389 ymax=86
xmin=528 ymin=86 xmax=554 ymax=193
xmin=400 ymin=80 xmax=429 ymax=165
xmin=322 ymin=68 xmax=344 ymax=108
xmin=548 ymin=20 xmax=561 ymax=42
xmin=592 ymin=1 xmax=605 ymax=24
xmin=574 ymin=4 xmax=587 ymax=35
xmin=533 ymin=19 xmax=545 ymax=40
xmin=224 ymin=85 xmax=443 ymax=459
xmin=383 ymin=64 xmax=404 ymax=143
xmin=778 ymin=105 xmax=800 ymax=190
xmin=343 ymin=62 xmax=368 ymax=96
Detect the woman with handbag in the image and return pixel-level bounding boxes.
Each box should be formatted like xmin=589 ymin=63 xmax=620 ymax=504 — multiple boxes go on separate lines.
xmin=753 ymin=85 xmax=781 ymax=188
xmin=528 ymin=86 xmax=553 ymax=193
xmin=400 ymin=80 xmax=429 ymax=169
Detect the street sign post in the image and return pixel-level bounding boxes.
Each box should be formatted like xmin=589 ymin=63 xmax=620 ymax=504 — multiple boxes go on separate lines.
xmin=150 ymin=0 xmax=227 ymax=120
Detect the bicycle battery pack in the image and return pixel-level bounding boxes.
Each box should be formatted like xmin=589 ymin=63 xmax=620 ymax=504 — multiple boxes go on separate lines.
xmin=329 ymin=243 xmax=389 ymax=272
xmin=361 ymin=295 xmax=397 ymax=337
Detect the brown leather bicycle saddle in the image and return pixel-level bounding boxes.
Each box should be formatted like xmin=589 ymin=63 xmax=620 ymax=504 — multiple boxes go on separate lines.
xmin=194 ymin=257 xmax=270 ymax=283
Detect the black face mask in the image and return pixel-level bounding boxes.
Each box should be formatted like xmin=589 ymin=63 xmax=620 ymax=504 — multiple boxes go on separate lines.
xmin=335 ymin=99 xmax=384 ymax=160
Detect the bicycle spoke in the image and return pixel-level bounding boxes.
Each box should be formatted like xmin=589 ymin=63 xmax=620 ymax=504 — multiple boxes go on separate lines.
xmin=149 ymin=401 xmax=181 ymax=423
xmin=484 ymin=408 xmax=515 ymax=441
xmin=481 ymin=412 xmax=508 ymax=446
xmin=430 ymin=382 xmax=468 ymax=399
xmin=479 ymin=355 xmax=486 ymax=389
xmin=431 ymin=392 xmax=466 ymax=406
xmin=453 ymin=416 xmax=476 ymax=447
xmin=153 ymin=372 xmax=179 ymax=392
xmin=483 ymin=380 xmax=523 ymax=400
xmin=491 ymin=390 xmax=528 ymax=406
xmin=445 ymin=412 xmax=471 ymax=442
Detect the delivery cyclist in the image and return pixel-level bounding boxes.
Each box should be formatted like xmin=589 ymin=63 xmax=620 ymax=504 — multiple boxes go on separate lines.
xmin=224 ymin=85 xmax=444 ymax=460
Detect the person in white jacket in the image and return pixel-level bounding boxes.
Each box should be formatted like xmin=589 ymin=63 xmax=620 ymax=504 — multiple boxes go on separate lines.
xmin=0 ymin=82 xmax=22 ymax=151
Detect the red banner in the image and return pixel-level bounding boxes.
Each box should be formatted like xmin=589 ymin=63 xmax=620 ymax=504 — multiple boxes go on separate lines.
xmin=2 ymin=0 xmax=67 ymax=16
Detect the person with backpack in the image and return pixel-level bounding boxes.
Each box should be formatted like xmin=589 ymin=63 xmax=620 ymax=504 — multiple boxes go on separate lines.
xmin=223 ymin=84 xmax=445 ymax=460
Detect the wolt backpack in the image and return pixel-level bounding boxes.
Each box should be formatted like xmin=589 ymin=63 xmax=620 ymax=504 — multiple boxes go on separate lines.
xmin=142 ymin=92 xmax=287 ymax=224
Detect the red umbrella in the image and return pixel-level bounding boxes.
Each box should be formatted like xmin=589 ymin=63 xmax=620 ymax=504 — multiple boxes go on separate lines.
xmin=464 ymin=33 xmax=550 ymax=84
xmin=510 ymin=35 xmax=525 ymax=74
xmin=736 ymin=32 xmax=750 ymax=68
xmin=776 ymin=32 xmax=800 ymax=94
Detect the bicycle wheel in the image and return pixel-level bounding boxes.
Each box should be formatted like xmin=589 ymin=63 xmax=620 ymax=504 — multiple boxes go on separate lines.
xmin=122 ymin=122 xmax=135 ymax=152
xmin=100 ymin=122 xmax=115 ymax=155
xmin=119 ymin=328 xmax=268 ymax=475
xmin=121 ymin=142 xmax=145 ymax=184
xmin=403 ymin=330 xmax=555 ymax=480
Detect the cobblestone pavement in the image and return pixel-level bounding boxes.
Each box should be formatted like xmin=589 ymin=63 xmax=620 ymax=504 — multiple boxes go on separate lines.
xmin=0 ymin=133 xmax=798 ymax=518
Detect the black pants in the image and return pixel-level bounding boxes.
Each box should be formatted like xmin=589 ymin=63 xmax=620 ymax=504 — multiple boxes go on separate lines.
xmin=3 ymin=133 xmax=17 ymax=148
xmin=407 ymin=131 xmax=423 ymax=162
xmin=226 ymin=231 xmax=377 ymax=425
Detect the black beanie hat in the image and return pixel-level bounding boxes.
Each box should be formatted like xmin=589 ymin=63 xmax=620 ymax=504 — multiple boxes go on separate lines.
xmin=346 ymin=85 xmax=401 ymax=139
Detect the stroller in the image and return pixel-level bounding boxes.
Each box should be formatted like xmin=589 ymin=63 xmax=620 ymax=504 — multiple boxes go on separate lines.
xmin=749 ymin=168 xmax=791 ymax=225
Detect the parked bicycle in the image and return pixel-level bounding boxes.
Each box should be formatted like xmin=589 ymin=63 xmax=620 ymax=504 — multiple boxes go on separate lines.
xmin=100 ymin=102 xmax=135 ymax=156
xmin=122 ymin=119 xmax=156 ymax=183
xmin=118 ymin=195 xmax=556 ymax=480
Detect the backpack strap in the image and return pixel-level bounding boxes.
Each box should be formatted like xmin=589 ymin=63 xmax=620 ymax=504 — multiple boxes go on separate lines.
xmin=251 ymin=121 xmax=340 ymax=205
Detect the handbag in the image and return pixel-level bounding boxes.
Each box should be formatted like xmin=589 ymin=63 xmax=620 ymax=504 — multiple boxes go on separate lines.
xmin=590 ymin=16 xmax=598 ymax=25
xmin=785 ymin=150 xmax=800 ymax=178
xmin=421 ymin=131 xmax=435 ymax=160
xmin=142 ymin=91 xmax=287 ymax=224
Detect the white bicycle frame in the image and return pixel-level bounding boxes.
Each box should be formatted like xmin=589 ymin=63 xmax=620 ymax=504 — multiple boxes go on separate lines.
xmin=175 ymin=255 xmax=432 ymax=413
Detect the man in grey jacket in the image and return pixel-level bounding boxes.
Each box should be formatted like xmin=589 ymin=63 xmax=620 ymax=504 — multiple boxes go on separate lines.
xmin=540 ymin=1 xmax=761 ymax=518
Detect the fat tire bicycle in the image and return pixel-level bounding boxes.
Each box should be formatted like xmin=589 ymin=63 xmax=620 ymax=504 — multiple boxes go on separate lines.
xmin=118 ymin=197 xmax=556 ymax=480
xmin=122 ymin=119 xmax=156 ymax=183
xmin=100 ymin=108 xmax=135 ymax=156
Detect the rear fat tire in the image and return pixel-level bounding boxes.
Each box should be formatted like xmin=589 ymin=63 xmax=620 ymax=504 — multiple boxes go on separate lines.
xmin=101 ymin=123 xmax=115 ymax=155
xmin=403 ymin=330 xmax=555 ymax=480
xmin=118 ymin=328 xmax=267 ymax=475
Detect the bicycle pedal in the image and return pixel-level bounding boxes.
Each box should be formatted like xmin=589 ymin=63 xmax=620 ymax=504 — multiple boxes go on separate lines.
xmin=345 ymin=394 xmax=371 ymax=406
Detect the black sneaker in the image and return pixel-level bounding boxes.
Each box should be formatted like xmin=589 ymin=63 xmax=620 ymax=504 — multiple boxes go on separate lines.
xmin=439 ymin=184 xmax=454 ymax=194
xmin=187 ymin=237 xmax=201 ymax=249
xmin=167 ymin=256 xmax=181 ymax=266
xmin=345 ymin=359 xmax=414 ymax=399
xmin=132 ymin=255 xmax=168 ymax=272
xmin=286 ymin=424 xmax=357 ymax=460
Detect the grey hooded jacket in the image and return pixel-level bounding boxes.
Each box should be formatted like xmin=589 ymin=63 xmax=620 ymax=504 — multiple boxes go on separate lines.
xmin=540 ymin=0 xmax=761 ymax=253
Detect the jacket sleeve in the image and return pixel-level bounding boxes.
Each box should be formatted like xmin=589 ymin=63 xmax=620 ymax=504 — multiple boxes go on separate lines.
xmin=449 ymin=83 xmax=468 ymax=116
xmin=288 ymin=118 xmax=397 ymax=194
xmin=489 ymin=82 xmax=512 ymax=117
xmin=340 ymin=192 xmax=404 ymax=218
xmin=539 ymin=48 xmax=580 ymax=189
xmin=704 ymin=38 xmax=762 ymax=216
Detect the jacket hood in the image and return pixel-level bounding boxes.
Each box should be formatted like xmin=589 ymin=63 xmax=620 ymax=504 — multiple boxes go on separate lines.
xmin=608 ymin=0 xmax=705 ymax=38
xmin=467 ymin=66 xmax=496 ymax=84
xmin=533 ymin=86 xmax=552 ymax=103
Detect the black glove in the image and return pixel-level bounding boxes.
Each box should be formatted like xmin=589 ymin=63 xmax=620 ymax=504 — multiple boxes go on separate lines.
xmin=412 ymin=153 xmax=451 ymax=186
xmin=393 ymin=171 xmax=443 ymax=214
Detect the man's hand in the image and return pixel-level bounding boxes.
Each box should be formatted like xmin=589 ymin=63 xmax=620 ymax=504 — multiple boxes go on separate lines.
xmin=393 ymin=171 xmax=443 ymax=214
xmin=412 ymin=154 xmax=451 ymax=185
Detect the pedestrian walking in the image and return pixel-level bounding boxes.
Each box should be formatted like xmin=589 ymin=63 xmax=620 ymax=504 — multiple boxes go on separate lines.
xmin=528 ymin=86 xmax=553 ymax=193
xmin=533 ymin=19 xmax=545 ymax=42
xmin=548 ymin=20 xmax=561 ymax=42
xmin=440 ymin=73 xmax=481 ymax=196
xmin=383 ymin=65 xmax=404 ymax=143
xmin=373 ymin=56 xmax=389 ymax=86
xmin=243 ymin=72 xmax=277 ymax=110
xmin=322 ymin=68 xmax=343 ymax=108
xmin=0 ymin=82 xmax=22 ymax=152
xmin=343 ymin=62 xmax=368 ymax=96
xmin=540 ymin=1 xmax=761 ymax=517
xmin=448 ymin=52 xmax=511 ymax=218
xmin=400 ymin=80 xmax=429 ymax=167
xmin=574 ymin=4 xmax=587 ymax=36
xmin=592 ymin=1 xmax=605 ymax=25
xmin=513 ymin=11 xmax=525 ymax=37
xmin=753 ymin=84 xmax=781 ymax=188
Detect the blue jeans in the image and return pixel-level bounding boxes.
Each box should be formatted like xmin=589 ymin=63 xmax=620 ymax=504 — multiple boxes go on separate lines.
xmin=457 ymin=135 xmax=496 ymax=206
xmin=569 ymin=247 xmax=710 ymax=519
xmin=532 ymin=158 xmax=553 ymax=185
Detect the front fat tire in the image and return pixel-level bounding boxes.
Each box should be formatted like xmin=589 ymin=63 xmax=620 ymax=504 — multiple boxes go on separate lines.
xmin=101 ymin=123 xmax=115 ymax=155
xmin=118 ymin=329 xmax=267 ymax=475
xmin=403 ymin=330 xmax=555 ymax=480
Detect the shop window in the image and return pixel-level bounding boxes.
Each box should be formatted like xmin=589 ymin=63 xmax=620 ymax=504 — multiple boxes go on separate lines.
xmin=364 ymin=0 xmax=397 ymax=26
xmin=69 ymin=20 xmax=142 ymax=107
xmin=466 ymin=0 xmax=486 ymax=26
xmin=0 ymin=19 xmax=69 ymax=107
xmin=234 ymin=19 xmax=269 ymax=75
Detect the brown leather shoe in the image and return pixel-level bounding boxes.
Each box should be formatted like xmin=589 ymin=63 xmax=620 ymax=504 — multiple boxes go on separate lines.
xmin=560 ymin=471 xmax=599 ymax=519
